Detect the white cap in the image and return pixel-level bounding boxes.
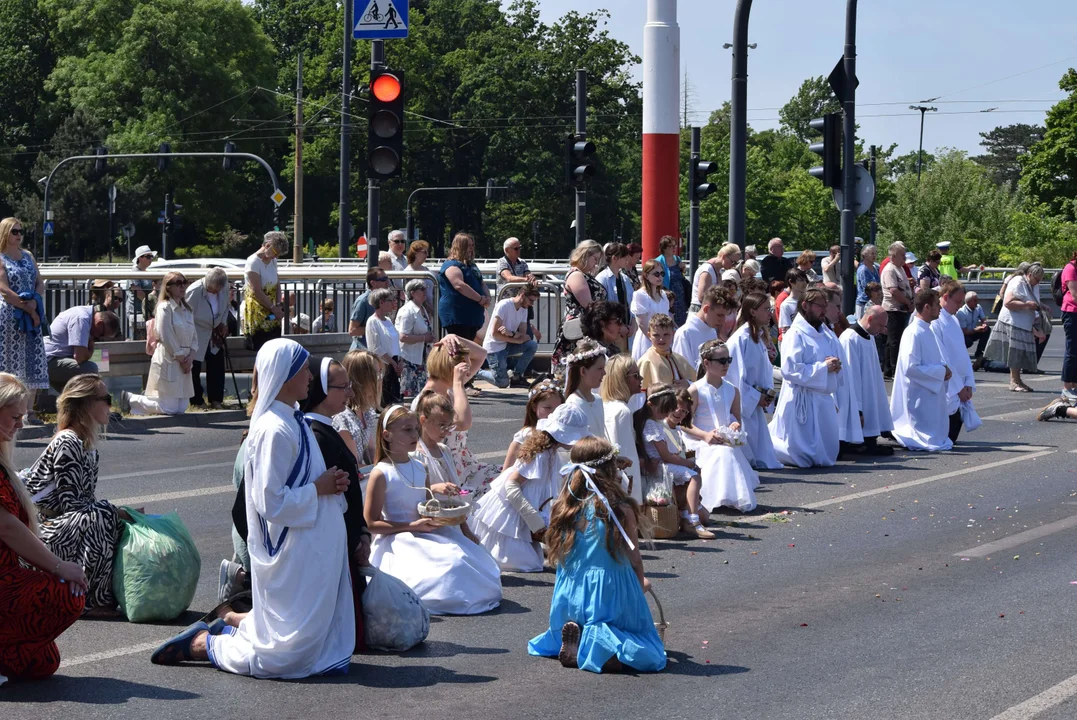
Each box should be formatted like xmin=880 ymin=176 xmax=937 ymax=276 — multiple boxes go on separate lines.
xmin=133 ymin=245 xmax=158 ymax=261
xmin=721 ymin=269 xmax=741 ymax=283
xmin=936 ymin=241 xmax=951 ymax=249
xmin=536 ymin=404 xmax=590 ymax=446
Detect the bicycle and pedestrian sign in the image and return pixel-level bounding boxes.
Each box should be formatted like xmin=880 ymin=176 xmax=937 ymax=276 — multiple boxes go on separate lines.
xmin=354 ymin=0 xmax=408 ymax=39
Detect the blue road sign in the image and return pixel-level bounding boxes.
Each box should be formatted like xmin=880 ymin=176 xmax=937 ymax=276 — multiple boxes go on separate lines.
xmin=353 ymin=0 xmax=408 ymax=39
xmin=43 ymin=221 xmax=55 ymax=236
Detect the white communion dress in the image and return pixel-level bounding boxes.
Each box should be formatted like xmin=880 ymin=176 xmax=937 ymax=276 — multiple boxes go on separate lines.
xmin=688 ymin=379 xmax=759 ymax=512
xmin=470 ymin=447 xmax=561 ymax=573
xmin=368 ymin=456 xmax=502 ymax=615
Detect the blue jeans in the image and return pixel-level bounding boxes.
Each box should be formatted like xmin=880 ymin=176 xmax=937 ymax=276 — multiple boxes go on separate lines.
xmin=478 ymin=339 xmax=538 ymax=388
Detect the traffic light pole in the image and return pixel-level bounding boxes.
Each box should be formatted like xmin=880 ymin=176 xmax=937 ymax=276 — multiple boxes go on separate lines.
xmin=367 ymin=40 xmax=384 ymax=269
xmin=689 ymin=127 xmax=701 ymax=281
xmin=727 ymin=0 xmax=752 ymax=252
xmin=162 ymin=193 xmax=173 ymax=260
xmin=869 ymin=144 xmax=877 ymax=246
xmin=839 ymin=0 xmax=857 ymax=317
xmin=575 ymin=69 xmax=586 ymax=247
xmin=338 ymin=0 xmax=354 ymax=259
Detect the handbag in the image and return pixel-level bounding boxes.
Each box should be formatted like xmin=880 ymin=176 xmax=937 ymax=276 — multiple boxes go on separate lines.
xmin=145 ymin=318 xmax=159 ymax=356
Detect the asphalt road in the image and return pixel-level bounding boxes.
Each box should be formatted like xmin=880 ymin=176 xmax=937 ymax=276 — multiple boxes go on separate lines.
xmin=4 ymin=335 xmax=1077 ymax=720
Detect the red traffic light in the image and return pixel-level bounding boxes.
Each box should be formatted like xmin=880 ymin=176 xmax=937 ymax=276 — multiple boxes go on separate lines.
xmin=371 ymin=73 xmax=401 ymax=103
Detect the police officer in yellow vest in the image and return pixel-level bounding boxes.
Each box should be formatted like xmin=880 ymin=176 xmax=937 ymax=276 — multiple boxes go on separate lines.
xmin=937 ymin=240 xmax=964 ymax=280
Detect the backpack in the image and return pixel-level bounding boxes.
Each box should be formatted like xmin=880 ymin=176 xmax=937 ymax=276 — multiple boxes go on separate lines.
xmin=1051 ymin=263 xmax=1072 ymax=307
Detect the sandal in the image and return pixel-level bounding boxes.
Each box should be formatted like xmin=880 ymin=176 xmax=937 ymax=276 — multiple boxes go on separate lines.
xmin=150 ymin=621 xmax=209 ymax=665
xmin=1010 ymin=384 xmax=1031 ymax=393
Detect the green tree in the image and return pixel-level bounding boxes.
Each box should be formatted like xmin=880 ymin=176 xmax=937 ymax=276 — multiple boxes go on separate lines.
xmin=972 ymin=123 xmax=1044 ymax=189
xmin=1019 ymin=68 xmax=1077 ymax=220
xmin=779 ymin=76 xmax=840 ymax=143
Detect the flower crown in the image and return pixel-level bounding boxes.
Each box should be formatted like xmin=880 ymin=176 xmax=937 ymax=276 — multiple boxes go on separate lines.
xmin=560 ymin=444 xmax=620 ymax=475
xmin=648 ymin=387 xmax=676 ymax=402
xmin=698 ymin=340 xmax=728 ymax=363
xmin=564 ymin=346 xmax=606 ymax=366
xmin=529 ymin=379 xmax=563 ymax=399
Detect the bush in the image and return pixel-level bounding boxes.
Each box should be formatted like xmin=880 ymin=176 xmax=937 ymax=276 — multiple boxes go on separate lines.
xmin=173 ymin=244 xmax=219 ymax=259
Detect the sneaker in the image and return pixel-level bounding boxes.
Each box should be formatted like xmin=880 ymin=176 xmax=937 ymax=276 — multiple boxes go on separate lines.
xmin=218 ymin=559 xmax=245 ymax=603
xmin=559 ymin=621 xmax=581 ymax=669
xmin=1037 ymin=399 xmax=1068 ymax=422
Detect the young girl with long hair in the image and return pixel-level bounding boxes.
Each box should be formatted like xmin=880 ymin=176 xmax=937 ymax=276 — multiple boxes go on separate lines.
xmin=687 ymin=341 xmax=759 ymax=513
xmin=365 ymin=403 xmax=501 ymax=615
xmin=564 ymin=338 xmax=608 ymax=441
xmin=630 ymin=259 xmax=671 ymax=360
xmin=528 ymin=437 xmax=665 ymax=674
xmin=471 ymin=403 xmax=590 ymax=572
xmin=333 ymin=350 xmax=382 ymax=465
xmin=502 ymin=379 xmax=564 ymax=469
xmin=727 ymin=292 xmax=782 ymax=470
xmin=636 ymin=384 xmax=713 ymax=539
xmin=600 ymin=354 xmax=643 ymax=502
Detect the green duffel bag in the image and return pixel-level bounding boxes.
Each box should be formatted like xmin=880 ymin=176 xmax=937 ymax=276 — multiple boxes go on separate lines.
xmin=112 ymin=508 xmax=201 ymax=623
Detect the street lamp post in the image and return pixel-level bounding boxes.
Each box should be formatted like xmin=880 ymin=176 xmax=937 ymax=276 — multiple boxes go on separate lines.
xmin=405 ymin=184 xmax=508 ymax=241
xmin=909 ymin=104 xmax=937 ymax=181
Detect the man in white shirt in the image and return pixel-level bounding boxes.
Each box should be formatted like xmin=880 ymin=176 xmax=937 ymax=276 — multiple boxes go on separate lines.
xmin=479 ymin=285 xmax=540 ymax=388
xmin=839 ymin=305 xmax=894 ymax=456
xmin=672 ymin=285 xmax=733 ymax=374
xmin=933 ymin=279 xmax=977 ymax=445
xmin=890 ymin=288 xmax=953 ymax=452
xmin=955 ymin=290 xmax=989 ymax=368
xmin=386 ymin=230 xmax=408 ymax=271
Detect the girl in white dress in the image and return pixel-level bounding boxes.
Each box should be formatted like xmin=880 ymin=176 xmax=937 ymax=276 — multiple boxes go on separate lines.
xmin=727 ymin=292 xmax=783 ymax=470
xmin=686 ymin=340 xmax=759 ymax=513
xmin=630 ymin=260 xmax=671 ymax=360
xmin=600 ymin=355 xmax=643 ymax=502
xmin=471 ymin=403 xmax=590 ymax=572
xmin=502 ymin=380 xmax=564 ymax=469
xmin=564 ymin=339 xmax=608 ymax=441
xmin=365 ymin=404 xmax=502 ymax=615
xmin=637 ymin=384 xmax=713 ymax=539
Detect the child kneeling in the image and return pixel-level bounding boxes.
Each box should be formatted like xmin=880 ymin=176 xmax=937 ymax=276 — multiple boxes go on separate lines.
xmin=471 ymin=403 xmax=590 ymax=572
xmin=528 ymin=438 xmax=666 ymax=674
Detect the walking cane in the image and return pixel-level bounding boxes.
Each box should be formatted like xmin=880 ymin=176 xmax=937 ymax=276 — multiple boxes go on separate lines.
xmin=221 ymin=337 xmax=245 ymax=409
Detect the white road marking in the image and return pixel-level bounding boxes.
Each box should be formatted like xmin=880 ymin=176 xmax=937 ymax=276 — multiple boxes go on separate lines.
xmin=954 ymin=514 xmax=1077 ymax=558
xmin=60 ymin=641 xmax=163 ymax=668
xmin=804 ymin=449 xmax=1056 ymax=509
xmin=470 ymin=417 xmax=516 ymax=424
xmin=982 ymin=408 xmax=1047 ymax=421
xmin=988 ymin=672 xmax=1077 ymax=720
xmin=187 ymin=446 xmax=240 ymax=456
xmin=473 ymin=451 xmax=506 ymax=460
xmin=100 ymin=461 xmax=233 ymax=482
xmin=112 ymin=485 xmax=234 ymax=506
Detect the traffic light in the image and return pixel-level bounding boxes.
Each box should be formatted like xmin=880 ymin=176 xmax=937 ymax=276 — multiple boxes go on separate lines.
xmin=808 ymin=113 xmax=841 ymax=188
xmin=223 ymin=141 xmax=237 ymax=170
xmin=689 ymin=158 xmax=718 ymax=205
xmin=565 ymin=133 xmax=596 ymax=187
xmin=367 ymin=68 xmax=404 ymax=179
xmin=157 ymin=142 xmax=171 ymax=172
xmin=94 ymin=146 xmax=108 ymax=175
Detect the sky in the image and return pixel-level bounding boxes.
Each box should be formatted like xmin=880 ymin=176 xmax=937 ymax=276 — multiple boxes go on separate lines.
xmin=528 ymin=0 xmax=1077 ymax=157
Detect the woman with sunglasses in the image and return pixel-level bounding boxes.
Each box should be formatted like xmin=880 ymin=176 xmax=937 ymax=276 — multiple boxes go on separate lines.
xmin=0 ymin=218 xmax=48 ymax=424
xmin=24 ymin=374 xmax=134 ymax=617
xmin=121 ymin=271 xmax=197 ymax=416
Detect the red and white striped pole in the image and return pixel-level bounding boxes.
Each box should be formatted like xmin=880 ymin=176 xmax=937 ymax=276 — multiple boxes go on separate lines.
xmin=642 ymin=0 xmax=680 ymax=261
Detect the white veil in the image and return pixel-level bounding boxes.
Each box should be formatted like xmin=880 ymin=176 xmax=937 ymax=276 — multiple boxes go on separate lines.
xmin=250 ymin=338 xmax=310 ymax=426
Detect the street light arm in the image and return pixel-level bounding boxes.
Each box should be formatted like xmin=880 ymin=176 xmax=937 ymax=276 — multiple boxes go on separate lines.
xmin=405 ymin=185 xmax=509 ymax=240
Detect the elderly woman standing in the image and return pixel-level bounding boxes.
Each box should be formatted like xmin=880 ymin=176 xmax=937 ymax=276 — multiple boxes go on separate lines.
xmin=243 ymin=231 xmax=288 ymax=351
xmin=406 ymin=240 xmax=436 ymax=316
xmin=856 ymin=245 xmax=880 ymax=319
xmin=797 ymin=250 xmax=819 ymax=283
xmin=0 ymin=373 xmax=87 ymax=681
xmin=985 ymin=263 xmax=1046 ymax=392
xmin=121 ymin=272 xmax=197 ymax=416
xmin=396 ymin=279 xmax=434 ymax=398
xmin=438 ymin=232 xmax=489 ymax=342
xmin=918 ymin=250 xmax=943 ymax=291
xmin=551 ymin=240 xmax=606 ymax=375
xmin=365 ymin=288 xmax=403 ymax=406
xmin=24 ymin=374 xmax=128 ymax=616
xmin=0 ymin=218 xmax=47 ymax=422
xmin=186 ymin=267 xmax=229 ymax=409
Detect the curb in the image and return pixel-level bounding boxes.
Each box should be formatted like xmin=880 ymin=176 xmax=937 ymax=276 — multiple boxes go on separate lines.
xmin=18 ymin=408 xmax=249 ymax=441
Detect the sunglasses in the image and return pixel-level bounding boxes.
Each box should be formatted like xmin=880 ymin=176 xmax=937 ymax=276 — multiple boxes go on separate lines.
xmin=98 ymin=394 xmax=112 ymax=405
xmin=168 ymin=280 xmax=189 ymax=287
xmin=392 ymin=240 xmax=405 ymax=245
xmin=704 ymin=357 xmax=732 ymax=365
xmin=373 ymin=276 xmax=389 ymax=283
xmin=10 ymin=228 xmax=23 ymax=236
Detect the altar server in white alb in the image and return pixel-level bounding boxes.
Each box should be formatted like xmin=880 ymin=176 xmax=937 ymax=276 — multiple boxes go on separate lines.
xmin=823 ymin=288 xmax=863 ymax=450
xmin=770 ymin=288 xmax=843 ymax=468
xmin=839 ymin=305 xmax=894 ymax=455
xmin=726 ymin=292 xmax=782 ymax=470
xmin=932 ymin=279 xmax=979 ymax=445
xmin=889 ymin=289 xmax=953 ymax=452
xmin=151 ymin=339 xmax=355 ymax=677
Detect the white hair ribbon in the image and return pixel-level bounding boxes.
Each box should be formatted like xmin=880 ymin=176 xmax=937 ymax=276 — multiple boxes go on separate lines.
xmin=558 ymin=462 xmax=635 ymax=551
xmin=381 ymin=403 xmax=407 ymax=430
xmin=320 ymin=357 xmax=332 ymax=394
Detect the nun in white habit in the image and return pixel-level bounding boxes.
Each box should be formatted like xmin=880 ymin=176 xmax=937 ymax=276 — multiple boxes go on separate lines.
xmin=150 ymin=338 xmax=355 ymax=677
xmin=889 ymin=290 xmax=953 ymax=453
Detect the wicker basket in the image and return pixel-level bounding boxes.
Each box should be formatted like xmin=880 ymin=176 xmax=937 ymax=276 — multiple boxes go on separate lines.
xmin=417 ymin=489 xmax=472 ymax=528
xmin=643 ymin=503 xmax=680 ymax=539
xmin=648 ymin=588 xmax=668 ymax=644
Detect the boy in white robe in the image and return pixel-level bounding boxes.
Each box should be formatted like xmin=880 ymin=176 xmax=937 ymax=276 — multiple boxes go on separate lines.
xmin=770 ymin=288 xmax=842 ymax=468
xmin=889 ymin=289 xmax=953 ymax=452
xmin=672 ymin=284 xmax=734 ymax=375
xmin=839 ymin=306 xmax=895 ymax=455
xmin=932 ymin=280 xmax=977 ymax=445
xmin=823 ymin=288 xmax=863 ymax=450
xmin=151 ymin=339 xmax=355 ymax=678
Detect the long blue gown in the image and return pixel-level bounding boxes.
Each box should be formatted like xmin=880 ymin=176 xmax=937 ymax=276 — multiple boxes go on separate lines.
xmin=528 ymin=501 xmax=666 ymax=673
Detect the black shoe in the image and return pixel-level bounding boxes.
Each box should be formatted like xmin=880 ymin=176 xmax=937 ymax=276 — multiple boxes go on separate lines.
xmin=863 ymin=444 xmax=895 ymax=456
xmin=509 ymin=376 xmax=530 ymax=388
xmin=559 ymin=622 xmax=581 ymax=668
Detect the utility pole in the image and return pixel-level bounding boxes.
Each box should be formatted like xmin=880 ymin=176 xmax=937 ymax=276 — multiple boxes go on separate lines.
xmin=839 ymin=0 xmax=857 ymax=316
xmin=367 ymin=40 xmax=384 ymax=269
xmin=338 ymin=0 xmax=354 ymax=258
xmin=728 ymin=0 xmax=753 ymax=252
xmin=161 ymin=193 xmax=173 ymax=260
xmin=107 ymin=184 xmax=116 ymax=264
xmin=575 ymin=69 xmax=587 ymax=246
xmin=689 ymin=127 xmax=701 ymax=280
xmin=869 ymin=144 xmax=877 ymax=246
xmin=294 ymin=52 xmax=304 ymax=263
xmin=910 ymin=105 xmax=936 ymax=181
